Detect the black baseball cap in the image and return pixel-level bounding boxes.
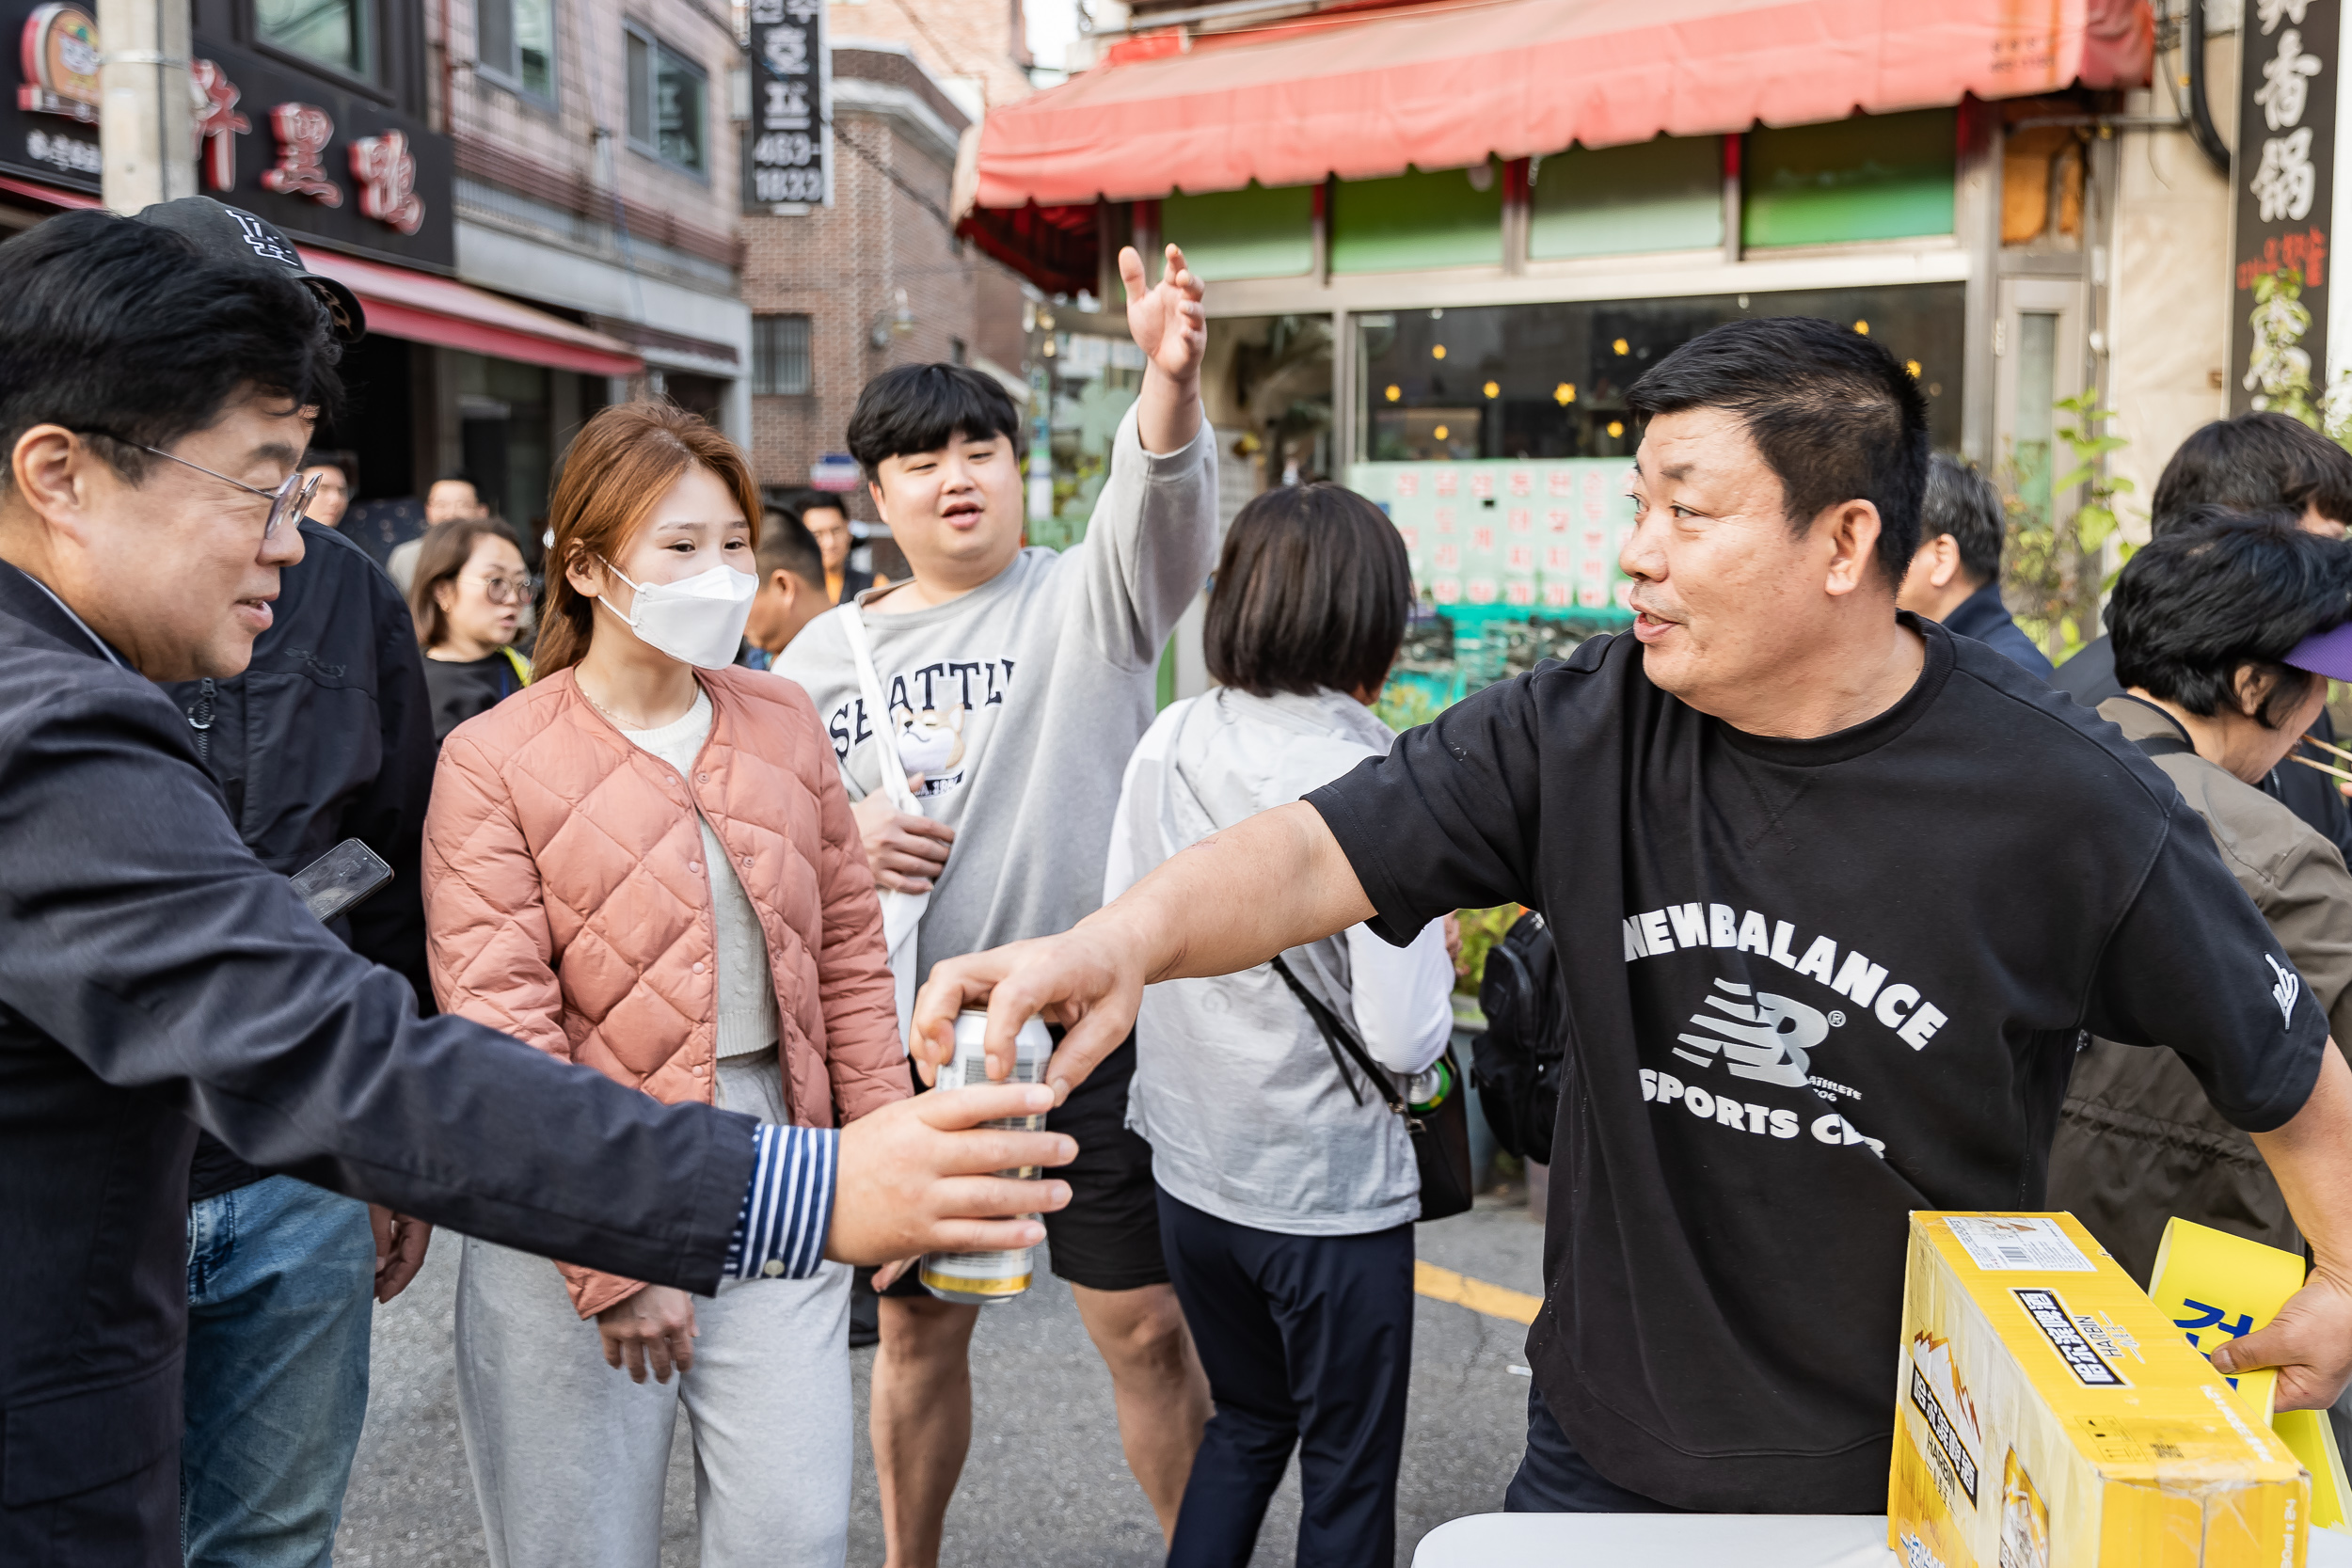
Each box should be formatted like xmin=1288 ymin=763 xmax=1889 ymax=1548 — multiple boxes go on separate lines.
xmin=132 ymin=196 xmax=366 ymax=343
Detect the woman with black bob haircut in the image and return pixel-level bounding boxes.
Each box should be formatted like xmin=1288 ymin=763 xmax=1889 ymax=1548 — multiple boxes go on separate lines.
xmin=1103 ymin=482 xmax=1458 ymax=1566
xmin=2049 ymin=505 xmax=2352 ymax=1279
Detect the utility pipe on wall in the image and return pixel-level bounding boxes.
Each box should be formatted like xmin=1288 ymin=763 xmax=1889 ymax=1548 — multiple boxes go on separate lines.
xmin=97 ymin=0 xmax=196 ymax=213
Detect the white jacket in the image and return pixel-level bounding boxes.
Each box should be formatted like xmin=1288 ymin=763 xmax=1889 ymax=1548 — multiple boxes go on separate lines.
xmin=1106 ymin=687 xmax=1453 ymax=1234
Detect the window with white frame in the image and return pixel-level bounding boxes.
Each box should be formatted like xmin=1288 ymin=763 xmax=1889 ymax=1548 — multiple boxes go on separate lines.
xmin=478 ymin=0 xmax=554 ymax=100
xmin=753 ymin=315 xmax=812 ymax=395
xmin=626 ymin=25 xmax=707 ymax=175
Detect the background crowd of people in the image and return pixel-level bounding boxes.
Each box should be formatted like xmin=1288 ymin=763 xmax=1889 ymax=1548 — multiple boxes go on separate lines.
xmin=13 ymin=195 xmax=2352 ymax=1568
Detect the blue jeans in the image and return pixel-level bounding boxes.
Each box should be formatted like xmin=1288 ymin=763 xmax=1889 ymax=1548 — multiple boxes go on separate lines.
xmin=183 ymin=1175 xmax=376 ymax=1568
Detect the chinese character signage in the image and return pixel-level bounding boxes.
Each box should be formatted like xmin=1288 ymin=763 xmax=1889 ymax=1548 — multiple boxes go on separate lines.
xmin=1348 ymin=459 xmax=1636 ymax=621
xmin=0 ymin=0 xmax=452 ymax=270
xmin=2230 ymin=0 xmax=2339 ymax=417
xmin=745 ymin=0 xmax=829 ymax=210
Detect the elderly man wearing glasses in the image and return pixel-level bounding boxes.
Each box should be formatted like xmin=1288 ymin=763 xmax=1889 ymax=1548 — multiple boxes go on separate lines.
xmin=0 ymin=198 xmax=1072 ymax=1568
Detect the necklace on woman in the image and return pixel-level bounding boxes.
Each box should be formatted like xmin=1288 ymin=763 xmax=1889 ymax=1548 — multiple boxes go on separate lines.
xmin=581 ymin=686 xmax=648 ymax=732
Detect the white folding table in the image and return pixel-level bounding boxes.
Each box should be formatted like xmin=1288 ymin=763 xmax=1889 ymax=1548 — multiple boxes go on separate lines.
xmin=1412 ymin=1513 xmax=2352 ymax=1566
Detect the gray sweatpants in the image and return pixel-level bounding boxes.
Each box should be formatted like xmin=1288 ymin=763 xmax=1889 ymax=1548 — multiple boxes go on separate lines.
xmin=453 ymin=1055 xmax=852 ymax=1568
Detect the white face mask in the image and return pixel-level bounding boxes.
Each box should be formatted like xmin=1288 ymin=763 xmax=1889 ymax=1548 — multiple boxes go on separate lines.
xmin=596 ymin=559 xmax=758 ymax=670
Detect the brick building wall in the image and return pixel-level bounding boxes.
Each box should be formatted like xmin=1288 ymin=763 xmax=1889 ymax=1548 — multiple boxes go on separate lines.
xmin=743 ymin=40 xmax=1031 ymax=516
xmin=435 ymin=0 xmax=740 ymax=262
xmin=825 ymin=0 xmax=1031 ymax=114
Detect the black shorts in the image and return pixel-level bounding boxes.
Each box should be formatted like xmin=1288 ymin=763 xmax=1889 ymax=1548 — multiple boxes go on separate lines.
xmin=876 ymin=1031 xmax=1168 ymax=1299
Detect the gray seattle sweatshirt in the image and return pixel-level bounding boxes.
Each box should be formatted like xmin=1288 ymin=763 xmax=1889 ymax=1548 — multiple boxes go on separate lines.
xmin=775 ymin=408 xmax=1218 ymax=980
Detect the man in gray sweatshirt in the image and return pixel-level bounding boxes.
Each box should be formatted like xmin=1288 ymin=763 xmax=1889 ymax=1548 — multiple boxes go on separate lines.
xmin=775 ymin=245 xmax=1220 ymax=1564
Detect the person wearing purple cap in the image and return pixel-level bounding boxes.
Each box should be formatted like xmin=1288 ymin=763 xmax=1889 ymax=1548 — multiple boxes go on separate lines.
xmin=2050 ymin=506 xmax=2352 ymax=1282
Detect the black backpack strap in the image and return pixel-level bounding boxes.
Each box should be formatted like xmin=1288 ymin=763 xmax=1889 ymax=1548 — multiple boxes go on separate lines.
xmin=1268 ymin=954 xmax=1411 ymax=1119
xmin=2132 ymin=734 xmax=2194 ymax=759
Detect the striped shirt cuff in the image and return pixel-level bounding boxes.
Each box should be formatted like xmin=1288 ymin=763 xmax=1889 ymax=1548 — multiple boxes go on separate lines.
xmin=723 ymin=1124 xmax=837 ymax=1280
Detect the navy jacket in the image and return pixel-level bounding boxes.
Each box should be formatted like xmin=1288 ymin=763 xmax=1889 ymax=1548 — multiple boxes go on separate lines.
xmin=1942 ymin=579 xmax=2056 ymax=680
xmin=161 ymin=521 xmax=437 ymax=1200
xmin=2055 ymin=630 xmax=2352 ymax=862
xmin=0 ymin=561 xmax=754 ymax=1563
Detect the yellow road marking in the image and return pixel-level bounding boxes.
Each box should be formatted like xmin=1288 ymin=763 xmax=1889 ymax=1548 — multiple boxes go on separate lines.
xmin=1415 ymin=1259 xmax=1540 ymax=1325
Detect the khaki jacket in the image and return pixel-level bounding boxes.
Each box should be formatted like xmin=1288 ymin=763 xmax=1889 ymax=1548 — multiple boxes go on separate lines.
xmin=2046 ymin=695 xmax=2352 ymax=1281
xmin=423 ymin=666 xmax=905 ymax=1316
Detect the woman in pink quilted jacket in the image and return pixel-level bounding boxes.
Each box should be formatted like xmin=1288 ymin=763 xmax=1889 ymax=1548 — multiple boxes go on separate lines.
xmin=421 ymin=402 xmax=907 ymax=1568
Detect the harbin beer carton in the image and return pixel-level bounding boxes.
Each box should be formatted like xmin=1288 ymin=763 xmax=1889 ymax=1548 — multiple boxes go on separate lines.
xmin=1889 ymin=1212 xmax=2309 ymax=1568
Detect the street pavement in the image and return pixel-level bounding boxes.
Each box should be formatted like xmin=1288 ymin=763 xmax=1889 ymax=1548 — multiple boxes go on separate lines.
xmin=335 ymin=1185 xmax=1546 ymax=1566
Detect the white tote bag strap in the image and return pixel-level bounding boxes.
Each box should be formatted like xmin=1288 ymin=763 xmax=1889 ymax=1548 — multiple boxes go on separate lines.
xmin=838 ymin=608 xmax=930 ymax=1049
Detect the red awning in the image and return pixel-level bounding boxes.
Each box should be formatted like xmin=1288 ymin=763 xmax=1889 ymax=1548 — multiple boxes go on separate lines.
xmin=973 ymin=0 xmax=2152 ymax=209
xmin=0 ymin=174 xmax=643 ymax=375
xmin=296 ymin=249 xmax=644 ymax=377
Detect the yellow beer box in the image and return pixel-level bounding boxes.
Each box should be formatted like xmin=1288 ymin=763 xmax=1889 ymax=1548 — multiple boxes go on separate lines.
xmin=1889 ymin=1212 xmax=2309 ymax=1568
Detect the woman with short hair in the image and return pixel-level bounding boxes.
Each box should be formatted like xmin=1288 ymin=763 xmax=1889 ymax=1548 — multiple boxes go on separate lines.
xmin=1105 ymin=482 xmax=1456 ymax=1568
xmin=2049 ymin=506 xmax=2352 ymax=1280
xmin=410 ymin=515 xmax=532 ymax=742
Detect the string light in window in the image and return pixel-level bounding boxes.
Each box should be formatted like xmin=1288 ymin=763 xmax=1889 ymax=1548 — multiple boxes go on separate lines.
xmin=1553 ymin=383 xmax=1576 ymax=405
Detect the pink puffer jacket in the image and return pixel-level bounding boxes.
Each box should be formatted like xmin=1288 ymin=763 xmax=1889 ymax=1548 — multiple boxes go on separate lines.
xmin=423 ymin=665 xmax=904 ymax=1317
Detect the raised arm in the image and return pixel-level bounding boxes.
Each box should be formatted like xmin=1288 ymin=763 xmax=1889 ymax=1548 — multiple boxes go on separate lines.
xmin=910 ymin=800 xmax=1373 ymax=1094
xmin=2215 ymin=1045 xmax=2352 ymax=1408
xmin=1123 ymin=242 xmax=1206 ymax=456
xmin=1072 ymin=245 xmax=1218 ymax=669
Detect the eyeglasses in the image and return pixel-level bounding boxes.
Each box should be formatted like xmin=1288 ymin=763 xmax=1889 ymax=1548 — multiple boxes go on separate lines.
xmin=473 ymin=575 xmax=531 ymax=605
xmin=75 ymin=431 xmax=318 ymax=541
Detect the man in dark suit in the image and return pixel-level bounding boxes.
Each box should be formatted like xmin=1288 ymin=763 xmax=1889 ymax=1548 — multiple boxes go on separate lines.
xmin=160 ymin=490 xmax=441 ymax=1564
xmin=1895 ymin=453 xmax=2054 ymax=679
xmin=0 ymin=201 xmax=1068 ymax=1566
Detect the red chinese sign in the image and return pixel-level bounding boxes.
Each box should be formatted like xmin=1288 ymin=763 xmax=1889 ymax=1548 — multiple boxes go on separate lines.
xmin=261 ymin=102 xmax=341 ymax=206
xmin=189 ymin=59 xmax=248 ymax=192
xmin=348 ymin=130 xmax=422 ymax=235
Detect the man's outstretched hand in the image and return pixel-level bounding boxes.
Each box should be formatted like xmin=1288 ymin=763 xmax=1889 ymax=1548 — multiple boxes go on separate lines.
xmin=909 ymin=924 xmax=1148 ymax=1101
xmin=826 ymin=1084 xmax=1076 ymax=1266
xmin=1122 ymin=242 xmax=1206 ymax=456
xmin=2211 ymin=1266 xmax=2352 ymax=1412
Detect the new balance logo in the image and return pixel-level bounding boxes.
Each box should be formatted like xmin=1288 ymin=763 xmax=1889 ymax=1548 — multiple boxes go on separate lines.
xmin=1673 ymin=976 xmax=1826 ymax=1087
xmin=2267 ymin=954 xmax=2300 ymax=1029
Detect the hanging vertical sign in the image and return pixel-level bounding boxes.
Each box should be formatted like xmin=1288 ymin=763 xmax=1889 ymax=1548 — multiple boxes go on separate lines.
xmin=2231 ymin=0 xmax=2338 ymax=419
xmin=745 ymin=0 xmax=829 ymax=211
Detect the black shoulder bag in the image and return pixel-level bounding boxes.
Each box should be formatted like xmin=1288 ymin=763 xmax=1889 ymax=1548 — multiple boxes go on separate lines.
xmin=1267 ymin=954 xmax=1476 ymax=1222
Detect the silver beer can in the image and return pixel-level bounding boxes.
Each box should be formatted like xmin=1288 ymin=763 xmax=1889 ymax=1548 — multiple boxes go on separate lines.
xmin=917 ymin=1007 xmax=1054 ymax=1305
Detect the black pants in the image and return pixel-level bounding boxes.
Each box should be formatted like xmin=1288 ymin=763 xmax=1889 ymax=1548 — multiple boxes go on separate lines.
xmin=1503 ymin=1385 xmax=1680 ymax=1513
xmin=1158 ymin=1188 xmax=1413 ymax=1568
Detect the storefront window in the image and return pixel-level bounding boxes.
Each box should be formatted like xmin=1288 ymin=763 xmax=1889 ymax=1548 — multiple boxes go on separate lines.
xmin=257 ymin=0 xmax=372 ymax=78
xmin=1203 ymin=314 xmax=1333 ymax=501
xmin=455 ymin=355 xmax=552 ymax=538
xmin=1356 ymin=283 xmax=1963 ymax=464
xmin=1350 ymin=283 xmax=1963 ymax=710
xmin=2011 ymin=310 xmax=2059 ymax=518
xmin=627 ymin=27 xmax=707 ymax=174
